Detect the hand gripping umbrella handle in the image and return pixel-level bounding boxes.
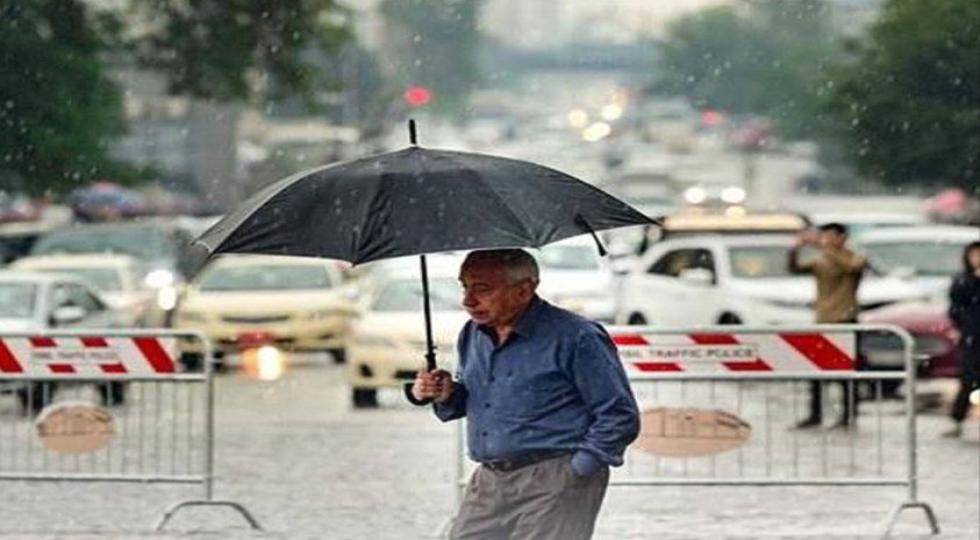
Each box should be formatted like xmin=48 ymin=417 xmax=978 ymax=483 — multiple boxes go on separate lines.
xmin=404 ymin=383 xmax=432 ymax=406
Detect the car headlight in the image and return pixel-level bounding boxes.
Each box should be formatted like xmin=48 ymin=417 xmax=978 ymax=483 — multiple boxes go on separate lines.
xmin=721 ymin=186 xmax=747 ymax=204
xmin=157 ymin=286 xmax=178 ymax=311
xmin=145 ymin=269 xmax=176 ymax=289
xmin=684 ymin=186 xmax=708 ymax=204
xmin=177 ymin=310 xmax=206 ymax=323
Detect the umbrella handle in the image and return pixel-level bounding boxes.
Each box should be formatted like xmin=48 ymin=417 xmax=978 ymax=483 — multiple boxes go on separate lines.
xmin=404 ymin=383 xmax=432 ymax=406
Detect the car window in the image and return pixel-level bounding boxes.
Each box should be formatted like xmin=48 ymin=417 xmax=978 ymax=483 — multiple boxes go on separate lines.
xmin=67 ymin=283 xmax=105 ymax=313
xmin=861 ymin=240 xmax=966 ymax=276
xmin=648 ymin=248 xmax=715 ymax=277
xmin=198 ymin=264 xmax=334 ymax=291
xmin=33 ymin=267 xmax=123 ymax=291
xmin=0 ymin=282 xmax=36 ymax=318
xmin=729 ymin=245 xmax=819 ymax=278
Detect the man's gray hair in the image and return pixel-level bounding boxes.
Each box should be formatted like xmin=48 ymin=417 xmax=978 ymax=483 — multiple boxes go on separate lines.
xmin=462 ymin=249 xmax=540 ymax=285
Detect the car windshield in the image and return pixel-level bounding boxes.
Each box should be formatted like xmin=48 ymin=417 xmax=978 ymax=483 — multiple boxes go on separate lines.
xmin=373 ymin=278 xmax=460 ymax=312
xmin=862 ymin=241 xmax=966 ymax=276
xmin=538 ymin=245 xmax=600 ymax=271
xmin=0 ymin=283 xmax=36 ymax=318
xmin=33 ymin=267 xmax=123 ymax=291
xmin=198 ymin=264 xmax=334 ymax=291
xmin=32 ymin=226 xmax=174 ymax=260
xmin=729 ymin=245 xmax=819 ymax=278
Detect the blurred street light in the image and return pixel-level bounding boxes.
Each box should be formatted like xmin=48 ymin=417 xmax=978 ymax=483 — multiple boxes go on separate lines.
xmin=721 ymin=186 xmax=748 ymax=204
xmin=582 ymin=122 xmax=611 ymax=142
xmin=684 ymin=186 xmax=708 ymax=205
xmin=404 ymin=86 xmax=432 ymax=108
xmin=601 ymin=103 xmax=624 ymax=121
xmin=567 ymin=108 xmax=589 ymax=129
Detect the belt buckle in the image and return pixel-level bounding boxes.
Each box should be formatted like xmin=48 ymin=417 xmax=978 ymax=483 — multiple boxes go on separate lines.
xmin=486 ymin=458 xmax=514 ymax=472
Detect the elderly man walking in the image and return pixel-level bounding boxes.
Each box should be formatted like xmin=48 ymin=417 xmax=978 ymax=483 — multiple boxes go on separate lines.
xmin=412 ymin=249 xmax=640 ymax=540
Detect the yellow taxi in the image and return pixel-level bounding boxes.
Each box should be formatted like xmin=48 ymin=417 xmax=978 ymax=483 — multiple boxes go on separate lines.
xmin=173 ymin=255 xmax=358 ymax=365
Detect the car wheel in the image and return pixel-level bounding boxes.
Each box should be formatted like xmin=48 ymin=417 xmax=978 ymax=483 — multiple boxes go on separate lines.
xmin=328 ymin=347 xmax=347 ymax=365
xmin=718 ymin=313 xmax=743 ymax=325
xmin=627 ymin=313 xmax=648 ymax=325
xmin=16 ymin=382 xmax=56 ymax=416
xmin=352 ymin=388 xmax=378 ymax=408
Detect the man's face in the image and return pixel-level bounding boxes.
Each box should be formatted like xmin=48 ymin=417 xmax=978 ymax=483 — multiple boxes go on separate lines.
xmin=459 ymin=261 xmax=535 ymax=328
xmin=968 ymin=247 xmax=980 ymax=273
xmin=819 ymin=230 xmax=846 ymax=250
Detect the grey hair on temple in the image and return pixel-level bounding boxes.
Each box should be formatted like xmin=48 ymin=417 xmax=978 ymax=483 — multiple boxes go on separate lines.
xmin=462 ymin=249 xmax=540 ymax=285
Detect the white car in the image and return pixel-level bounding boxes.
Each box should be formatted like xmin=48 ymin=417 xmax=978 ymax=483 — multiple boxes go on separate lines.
xmin=347 ymin=262 xmax=468 ymax=408
xmin=535 ymin=237 xmax=617 ymax=323
xmin=857 ymin=225 xmax=979 ymax=298
xmin=615 ymin=235 xmax=926 ymax=327
xmin=11 ymin=254 xmax=156 ymax=327
xmin=0 ymin=271 xmax=124 ymax=413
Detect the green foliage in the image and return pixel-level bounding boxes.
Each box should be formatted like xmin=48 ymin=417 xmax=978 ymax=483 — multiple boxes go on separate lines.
xmin=826 ymin=0 xmax=980 ymax=188
xmin=653 ymin=1 xmax=838 ymax=140
xmin=130 ymin=0 xmax=352 ymax=104
xmin=380 ymin=0 xmax=482 ymax=116
xmin=0 ymin=0 xmax=137 ymax=196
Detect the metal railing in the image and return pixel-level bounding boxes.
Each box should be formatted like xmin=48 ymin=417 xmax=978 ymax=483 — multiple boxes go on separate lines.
xmin=0 ymin=329 xmax=260 ymax=532
xmin=449 ymin=324 xmax=939 ymax=538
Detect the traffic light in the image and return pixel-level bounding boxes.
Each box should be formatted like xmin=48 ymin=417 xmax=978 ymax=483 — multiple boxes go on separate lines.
xmin=404 ymin=86 xmax=432 ymax=108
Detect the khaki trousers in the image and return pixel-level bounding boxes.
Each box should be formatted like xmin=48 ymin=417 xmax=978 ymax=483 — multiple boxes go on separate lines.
xmin=450 ymin=455 xmax=609 ymax=540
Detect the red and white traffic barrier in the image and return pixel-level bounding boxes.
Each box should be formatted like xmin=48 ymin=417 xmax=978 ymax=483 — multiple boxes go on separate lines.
xmin=0 ymin=336 xmax=179 ymax=377
xmin=609 ymin=330 xmax=856 ymax=373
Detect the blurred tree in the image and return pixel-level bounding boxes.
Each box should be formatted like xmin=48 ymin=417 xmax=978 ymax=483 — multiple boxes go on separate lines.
xmin=826 ymin=0 xmax=980 ymax=189
xmin=130 ymin=0 xmax=352 ymax=105
xmin=0 ymin=1 xmax=139 ymax=196
xmin=380 ymin=0 xmax=483 ymax=116
xmin=653 ymin=1 xmax=838 ymax=140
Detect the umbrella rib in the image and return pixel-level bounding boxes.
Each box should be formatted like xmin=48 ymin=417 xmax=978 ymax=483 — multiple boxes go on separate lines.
xmin=351 ymin=171 xmax=386 ymax=264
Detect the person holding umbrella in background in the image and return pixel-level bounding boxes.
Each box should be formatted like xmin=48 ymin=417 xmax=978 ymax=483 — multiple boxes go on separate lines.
xmin=413 ymin=249 xmax=639 ymax=540
xmin=943 ymin=241 xmax=980 ymax=438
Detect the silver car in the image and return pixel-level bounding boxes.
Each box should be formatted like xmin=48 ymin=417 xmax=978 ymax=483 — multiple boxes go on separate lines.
xmin=0 ymin=271 xmax=123 ymax=414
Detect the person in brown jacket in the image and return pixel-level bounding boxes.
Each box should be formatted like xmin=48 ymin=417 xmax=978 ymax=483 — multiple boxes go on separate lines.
xmin=789 ymin=222 xmax=868 ymax=428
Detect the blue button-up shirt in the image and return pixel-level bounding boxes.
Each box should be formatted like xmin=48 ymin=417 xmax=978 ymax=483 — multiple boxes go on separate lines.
xmin=434 ymin=298 xmax=640 ymax=476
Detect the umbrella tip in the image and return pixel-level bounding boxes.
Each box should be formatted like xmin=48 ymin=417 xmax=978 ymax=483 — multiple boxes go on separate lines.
xmin=409 ymin=118 xmax=418 ymax=146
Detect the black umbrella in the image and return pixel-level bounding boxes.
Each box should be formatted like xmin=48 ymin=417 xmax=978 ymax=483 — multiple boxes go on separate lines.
xmin=193 ymin=121 xmax=656 ymax=400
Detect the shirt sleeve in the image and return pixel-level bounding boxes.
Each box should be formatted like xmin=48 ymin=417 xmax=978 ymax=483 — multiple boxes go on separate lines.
xmin=567 ymin=325 xmax=640 ymax=474
xmin=433 ymin=382 xmax=468 ymax=422
xmin=433 ymin=324 xmax=471 ymax=422
xmin=787 ymin=246 xmax=815 ymax=274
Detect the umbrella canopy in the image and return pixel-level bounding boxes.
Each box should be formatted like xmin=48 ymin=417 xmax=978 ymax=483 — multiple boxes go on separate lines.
xmin=195 ymin=147 xmax=652 ymax=264
xmin=192 ymin=123 xmax=655 ymax=402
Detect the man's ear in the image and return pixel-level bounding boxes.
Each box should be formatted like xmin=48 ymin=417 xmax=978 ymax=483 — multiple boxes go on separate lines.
xmin=521 ymin=279 xmax=538 ymax=299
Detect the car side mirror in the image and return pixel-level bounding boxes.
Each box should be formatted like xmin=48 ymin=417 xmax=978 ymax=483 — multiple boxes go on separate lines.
xmin=678 ymin=268 xmax=715 ymax=286
xmin=52 ymin=305 xmax=87 ymax=325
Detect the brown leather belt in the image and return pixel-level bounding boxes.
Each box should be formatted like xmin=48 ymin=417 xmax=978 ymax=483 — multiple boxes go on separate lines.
xmin=481 ymin=451 xmax=570 ymax=472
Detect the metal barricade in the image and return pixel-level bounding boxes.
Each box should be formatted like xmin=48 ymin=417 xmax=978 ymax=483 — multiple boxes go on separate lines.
xmin=449 ymin=324 xmax=939 ymax=537
xmin=0 ymin=329 xmax=260 ymax=531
